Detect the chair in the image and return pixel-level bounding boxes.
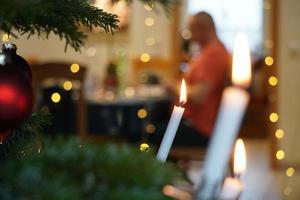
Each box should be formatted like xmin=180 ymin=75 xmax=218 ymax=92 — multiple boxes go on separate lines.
xmin=31 ymin=62 xmax=87 ymax=138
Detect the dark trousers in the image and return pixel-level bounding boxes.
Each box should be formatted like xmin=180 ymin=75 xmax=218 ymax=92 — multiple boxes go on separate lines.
xmin=152 ymin=119 xmax=210 ymax=148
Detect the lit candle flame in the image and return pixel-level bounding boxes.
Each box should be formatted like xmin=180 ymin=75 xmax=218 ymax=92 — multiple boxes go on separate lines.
xmin=179 ymin=79 xmax=187 ymax=106
xmin=232 ymin=32 xmax=251 ymax=88
xmin=234 ymin=139 xmax=246 ymax=177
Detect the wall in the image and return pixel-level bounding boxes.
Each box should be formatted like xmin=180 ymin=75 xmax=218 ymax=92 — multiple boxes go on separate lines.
xmin=277 ymin=0 xmax=300 ymax=165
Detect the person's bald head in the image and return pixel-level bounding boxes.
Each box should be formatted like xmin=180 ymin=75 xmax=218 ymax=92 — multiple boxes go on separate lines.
xmin=188 ymin=11 xmax=217 ymax=47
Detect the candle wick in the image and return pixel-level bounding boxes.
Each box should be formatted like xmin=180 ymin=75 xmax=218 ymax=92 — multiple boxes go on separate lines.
xmin=179 ymin=101 xmax=185 ymax=107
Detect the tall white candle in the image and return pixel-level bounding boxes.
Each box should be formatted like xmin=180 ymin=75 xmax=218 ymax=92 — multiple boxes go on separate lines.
xmin=195 ymin=33 xmax=251 ymax=199
xmin=157 ymin=79 xmax=187 ymax=162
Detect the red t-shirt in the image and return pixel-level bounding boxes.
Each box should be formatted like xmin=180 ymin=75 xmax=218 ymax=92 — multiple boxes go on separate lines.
xmin=184 ymin=40 xmax=230 ymax=137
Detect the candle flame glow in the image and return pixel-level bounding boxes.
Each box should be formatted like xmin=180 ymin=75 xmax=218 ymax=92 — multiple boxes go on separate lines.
xmin=179 ymin=79 xmax=187 ymax=106
xmin=234 ymin=139 xmax=246 ymax=177
xmin=232 ymin=32 xmax=251 ymax=88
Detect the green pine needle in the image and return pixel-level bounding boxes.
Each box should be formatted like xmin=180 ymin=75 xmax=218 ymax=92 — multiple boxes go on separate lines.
xmin=0 ymin=108 xmax=51 ymax=158
xmin=0 ymin=0 xmax=119 ymax=52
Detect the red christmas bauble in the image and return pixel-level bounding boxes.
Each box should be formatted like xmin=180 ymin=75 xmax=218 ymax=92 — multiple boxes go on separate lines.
xmin=2 ymin=43 xmax=32 ymax=83
xmin=0 ymin=54 xmax=33 ymax=132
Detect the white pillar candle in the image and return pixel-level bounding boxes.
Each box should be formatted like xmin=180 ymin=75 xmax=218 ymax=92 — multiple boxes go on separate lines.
xmin=196 ymin=88 xmax=249 ymax=199
xmin=195 ymin=33 xmax=251 ymax=199
xmin=219 ymin=177 xmax=243 ymax=200
xmin=157 ymin=79 xmax=187 ymax=162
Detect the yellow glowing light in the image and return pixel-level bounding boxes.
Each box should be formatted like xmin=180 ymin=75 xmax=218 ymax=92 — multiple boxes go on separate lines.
xmin=146 ymin=124 xmax=156 ymax=134
xmin=63 ymin=81 xmax=73 ymax=91
xmin=144 ymin=4 xmax=153 ymax=11
xmin=268 ymin=76 xmax=278 ymax=86
xmin=265 ymin=56 xmax=274 ymax=66
xmin=284 ymin=187 xmax=292 ymax=196
xmin=139 ymin=143 xmax=150 ymax=152
xmin=137 ymin=109 xmax=147 ymax=119
xmin=232 ymin=32 xmax=251 ymax=88
xmin=179 ymin=79 xmax=187 ymax=106
xmin=140 ymin=53 xmax=151 ymax=63
xmin=124 ymin=87 xmax=135 ymax=98
xmin=181 ymin=29 xmax=192 ymax=40
xmin=163 ymin=184 xmax=192 ymax=199
xmin=276 ymin=150 xmax=285 ymax=160
xmin=286 ymin=167 xmax=295 ymax=177
xmin=2 ymin=33 xmax=10 ymax=42
xmin=145 ymin=37 xmax=156 ymax=46
xmin=163 ymin=185 xmax=174 ymax=196
xmin=234 ymin=139 xmax=246 ymax=176
xmin=145 ymin=17 xmax=155 ymax=26
xmin=51 ymin=92 xmax=61 ymax=103
xmin=70 ymin=63 xmax=80 ymax=73
xmin=275 ymin=129 xmax=285 ymax=139
xmin=269 ymin=112 xmax=279 ymax=123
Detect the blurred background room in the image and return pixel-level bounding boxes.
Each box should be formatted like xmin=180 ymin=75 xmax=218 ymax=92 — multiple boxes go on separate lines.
xmin=1 ymin=0 xmax=300 ymax=199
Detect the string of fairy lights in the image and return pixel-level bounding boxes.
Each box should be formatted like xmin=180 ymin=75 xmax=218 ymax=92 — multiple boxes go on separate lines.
xmin=138 ymin=3 xmax=157 ymax=152
xmin=264 ymin=1 xmax=295 ymax=197
xmin=140 ymin=3 xmax=156 ymax=64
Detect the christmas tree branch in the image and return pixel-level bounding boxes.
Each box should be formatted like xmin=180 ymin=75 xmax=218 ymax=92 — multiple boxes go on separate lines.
xmin=0 ymin=0 xmax=176 ymax=52
xmin=0 ymin=0 xmax=119 ymax=52
xmin=0 ymin=108 xmax=51 ymax=158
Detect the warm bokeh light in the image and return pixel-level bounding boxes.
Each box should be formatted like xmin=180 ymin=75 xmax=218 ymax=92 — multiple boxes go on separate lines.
xmin=140 ymin=53 xmax=151 ymax=62
xmin=51 ymin=92 xmax=61 ymax=103
xmin=124 ymin=87 xmax=135 ymax=98
xmin=145 ymin=37 xmax=156 ymax=46
xmin=265 ymin=56 xmax=274 ymax=66
xmin=232 ymin=32 xmax=251 ymax=88
xmin=63 ymin=81 xmax=73 ymax=91
xmin=234 ymin=139 xmax=246 ymax=176
xmin=145 ymin=123 xmax=156 ymax=134
xmin=139 ymin=143 xmax=150 ymax=152
xmin=2 ymin=33 xmax=10 ymax=42
xmin=179 ymin=79 xmax=187 ymax=106
xmin=181 ymin=29 xmax=192 ymax=40
xmin=268 ymin=76 xmax=278 ymax=86
xmin=144 ymin=17 xmax=155 ymax=26
xmin=163 ymin=185 xmax=174 ymax=196
xmin=137 ymin=109 xmax=147 ymax=119
xmin=70 ymin=63 xmax=80 ymax=73
xmin=275 ymin=129 xmax=285 ymax=139
xmin=269 ymin=112 xmax=279 ymax=123
xmin=286 ymin=167 xmax=295 ymax=177
xmin=276 ymin=150 xmax=285 ymax=160
xmin=163 ymin=184 xmax=192 ymax=199
xmin=144 ymin=4 xmax=153 ymax=11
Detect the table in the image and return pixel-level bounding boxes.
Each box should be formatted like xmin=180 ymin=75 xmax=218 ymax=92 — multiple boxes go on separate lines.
xmin=87 ymin=96 xmax=172 ymax=142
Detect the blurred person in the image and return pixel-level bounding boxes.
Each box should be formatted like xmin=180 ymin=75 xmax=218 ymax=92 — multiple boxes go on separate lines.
xmin=156 ymin=11 xmax=231 ymax=147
